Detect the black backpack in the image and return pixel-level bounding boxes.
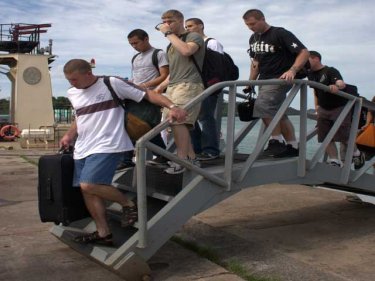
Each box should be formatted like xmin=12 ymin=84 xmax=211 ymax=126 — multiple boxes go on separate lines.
xmin=131 ymin=49 xmax=162 ymax=73
xmin=193 ymin=38 xmax=239 ymax=88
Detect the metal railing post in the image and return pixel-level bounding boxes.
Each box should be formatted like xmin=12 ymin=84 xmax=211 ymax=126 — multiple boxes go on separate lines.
xmin=135 ymin=142 xmax=148 ymax=248
xmin=224 ymin=85 xmax=237 ymax=190
xmin=298 ymin=83 xmax=308 ymax=177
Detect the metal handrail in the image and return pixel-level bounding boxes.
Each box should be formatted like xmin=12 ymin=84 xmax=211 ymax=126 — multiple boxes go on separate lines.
xmin=134 ymin=78 xmax=372 ymax=248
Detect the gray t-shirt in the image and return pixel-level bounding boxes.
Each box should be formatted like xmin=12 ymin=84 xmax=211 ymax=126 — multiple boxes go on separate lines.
xmin=132 ymin=47 xmax=168 ymax=87
xmin=168 ymin=32 xmax=205 ymax=85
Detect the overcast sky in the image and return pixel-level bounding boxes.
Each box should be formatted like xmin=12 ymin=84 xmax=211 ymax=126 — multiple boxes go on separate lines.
xmin=0 ymin=0 xmax=374 ymax=109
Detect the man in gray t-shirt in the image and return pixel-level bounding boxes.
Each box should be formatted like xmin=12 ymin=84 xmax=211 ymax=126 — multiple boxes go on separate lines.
xmin=117 ymin=29 xmax=170 ymax=169
xmin=128 ymin=29 xmax=169 ymax=89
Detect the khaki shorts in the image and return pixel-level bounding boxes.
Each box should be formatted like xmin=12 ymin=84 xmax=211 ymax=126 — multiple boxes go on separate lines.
xmin=162 ymin=82 xmax=204 ymax=126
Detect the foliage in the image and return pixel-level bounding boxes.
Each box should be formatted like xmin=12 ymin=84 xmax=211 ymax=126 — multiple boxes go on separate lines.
xmin=0 ymin=97 xmax=71 ymax=115
xmin=0 ymin=98 xmax=9 ymax=114
xmin=52 ymin=96 xmax=72 ymax=108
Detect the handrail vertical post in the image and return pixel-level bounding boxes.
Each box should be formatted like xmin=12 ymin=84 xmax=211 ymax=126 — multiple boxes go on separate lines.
xmin=224 ymin=84 xmax=237 ymax=191
xmin=135 ymin=142 xmax=147 ymax=248
xmin=298 ymin=83 xmax=307 ymax=176
xmin=340 ymin=98 xmax=362 ymax=183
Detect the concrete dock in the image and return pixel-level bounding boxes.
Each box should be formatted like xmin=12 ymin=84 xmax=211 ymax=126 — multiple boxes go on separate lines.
xmin=1 ymin=142 xmax=375 ymax=280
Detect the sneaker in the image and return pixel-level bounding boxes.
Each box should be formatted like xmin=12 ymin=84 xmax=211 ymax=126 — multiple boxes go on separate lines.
xmin=196 ymin=152 xmax=219 ymax=161
xmin=353 ymin=151 xmax=365 ymax=170
xmin=164 ymin=162 xmax=186 ymax=174
xmin=147 ymin=155 xmax=169 ymax=166
xmin=116 ymin=161 xmax=135 ymax=171
xmin=273 ymin=144 xmax=299 ymax=158
xmin=262 ymin=140 xmax=286 ymax=157
xmin=328 ymin=160 xmax=343 ymax=167
xmin=190 ymin=157 xmax=201 ymax=168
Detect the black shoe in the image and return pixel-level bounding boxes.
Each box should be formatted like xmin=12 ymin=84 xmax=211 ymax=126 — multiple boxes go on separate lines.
xmin=116 ymin=161 xmax=135 ymax=171
xmin=196 ymin=152 xmax=219 ymax=161
xmin=353 ymin=151 xmax=365 ymax=170
xmin=262 ymin=140 xmax=286 ymax=157
xmin=147 ymin=156 xmax=169 ymax=166
xmin=273 ymin=144 xmax=299 ymax=158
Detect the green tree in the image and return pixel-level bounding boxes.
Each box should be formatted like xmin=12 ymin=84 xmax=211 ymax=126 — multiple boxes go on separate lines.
xmin=0 ymin=98 xmax=10 ymax=114
xmin=52 ymin=96 xmax=72 ymax=109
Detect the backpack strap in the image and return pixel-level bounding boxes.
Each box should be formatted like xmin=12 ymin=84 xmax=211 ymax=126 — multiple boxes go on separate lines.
xmin=103 ymin=76 xmax=126 ymax=111
xmin=131 ymin=53 xmax=140 ymax=65
xmin=151 ymin=49 xmax=162 ymax=71
xmin=204 ymin=37 xmax=213 ymax=49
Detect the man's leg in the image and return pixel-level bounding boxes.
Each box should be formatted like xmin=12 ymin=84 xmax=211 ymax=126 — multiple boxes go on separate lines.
xmin=147 ymin=133 xmax=169 ymax=165
xmin=173 ymin=124 xmax=195 ymax=159
xmin=80 ymin=183 xmax=134 ymax=237
xmin=73 ymin=153 xmax=136 ymax=243
xmin=190 ymin=121 xmax=202 ymax=155
xmin=261 ymin=117 xmax=286 ymax=156
xmin=197 ymin=94 xmax=220 ymax=158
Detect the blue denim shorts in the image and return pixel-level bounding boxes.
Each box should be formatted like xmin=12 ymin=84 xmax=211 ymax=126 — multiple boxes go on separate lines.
xmin=73 ymin=152 xmax=123 ymax=187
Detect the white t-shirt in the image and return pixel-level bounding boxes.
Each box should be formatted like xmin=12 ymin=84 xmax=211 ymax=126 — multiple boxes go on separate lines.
xmin=205 ymin=38 xmax=224 ymax=54
xmin=132 ymin=47 xmax=168 ymax=87
xmin=67 ymin=77 xmax=145 ymax=159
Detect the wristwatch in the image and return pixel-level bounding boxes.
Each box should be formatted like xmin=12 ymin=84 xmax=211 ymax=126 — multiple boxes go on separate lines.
xmin=164 ymin=31 xmax=173 ymax=37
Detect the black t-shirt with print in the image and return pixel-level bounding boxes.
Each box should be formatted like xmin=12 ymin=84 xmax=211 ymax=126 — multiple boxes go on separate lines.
xmin=249 ymin=26 xmax=307 ymax=79
xmin=308 ymin=66 xmax=347 ymax=109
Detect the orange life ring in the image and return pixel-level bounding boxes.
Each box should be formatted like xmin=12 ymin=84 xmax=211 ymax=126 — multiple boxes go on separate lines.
xmin=0 ymin=125 xmax=20 ymax=141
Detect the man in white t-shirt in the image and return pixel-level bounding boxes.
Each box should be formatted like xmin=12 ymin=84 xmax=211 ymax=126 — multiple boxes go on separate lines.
xmin=60 ymin=59 xmax=186 ymax=245
xmin=185 ymin=18 xmax=223 ymax=161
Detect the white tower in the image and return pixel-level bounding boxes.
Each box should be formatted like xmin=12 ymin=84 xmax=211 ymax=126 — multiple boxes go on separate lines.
xmin=0 ymin=23 xmax=55 ymax=130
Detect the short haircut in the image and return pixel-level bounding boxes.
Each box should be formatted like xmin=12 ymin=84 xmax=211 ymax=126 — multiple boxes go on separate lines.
xmin=162 ymin=9 xmax=184 ymax=20
xmin=63 ymin=59 xmax=91 ymax=74
xmin=185 ymin=17 xmax=204 ymax=28
xmin=127 ymin=29 xmax=148 ymax=40
xmin=242 ymin=9 xmax=265 ymax=20
xmin=309 ymin=50 xmax=322 ymax=61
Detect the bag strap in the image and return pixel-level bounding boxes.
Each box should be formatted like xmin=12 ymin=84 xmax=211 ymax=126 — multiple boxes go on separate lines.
xmin=103 ymin=76 xmax=126 ymax=111
xmin=152 ymin=49 xmax=162 ymax=71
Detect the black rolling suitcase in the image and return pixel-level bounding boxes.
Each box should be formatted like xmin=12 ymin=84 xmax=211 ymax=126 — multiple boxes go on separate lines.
xmin=37 ymin=151 xmax=90 ymax=225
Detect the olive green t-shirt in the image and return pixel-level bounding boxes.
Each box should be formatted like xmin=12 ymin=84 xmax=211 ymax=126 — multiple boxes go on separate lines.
xmin=168 ymin=32 xmax=205 ymax=85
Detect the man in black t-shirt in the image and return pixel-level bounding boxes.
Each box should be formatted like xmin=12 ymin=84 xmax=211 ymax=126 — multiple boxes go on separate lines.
xmin=308 ymin=50 xmax=365 ymax=169
xmin=243 ymin=9 xmax=309 ymax=158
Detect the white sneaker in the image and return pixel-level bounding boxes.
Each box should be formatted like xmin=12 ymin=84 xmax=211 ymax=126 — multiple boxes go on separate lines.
xmin=328 ymin=160 xmax=343 ymax=167
xmin=164 ymin=162 xmax=186 ymax=174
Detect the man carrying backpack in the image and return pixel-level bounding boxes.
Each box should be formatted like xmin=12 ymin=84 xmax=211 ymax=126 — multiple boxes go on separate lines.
xmin=185 ymin=18 xmax=223 ymax=161
xmin=308 ymin=50 xmax=365 ymax=169
xmin=154 ymin=9 xmax=205 ymax=174
xmin=117 ymin=29 xmax=170 ymax=169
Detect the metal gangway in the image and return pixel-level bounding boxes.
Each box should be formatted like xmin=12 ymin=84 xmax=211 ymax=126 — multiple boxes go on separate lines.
xmin=50 ymin=79 xmax=375 ymax=280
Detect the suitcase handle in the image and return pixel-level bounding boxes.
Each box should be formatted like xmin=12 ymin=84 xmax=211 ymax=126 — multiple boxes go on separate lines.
xmin=58 ymin=146 xmax=74 ymax=154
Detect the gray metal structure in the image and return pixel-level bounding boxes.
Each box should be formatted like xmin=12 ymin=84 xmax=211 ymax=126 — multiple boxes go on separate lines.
xmin=50 ymin=79 xmax=375 ymax=280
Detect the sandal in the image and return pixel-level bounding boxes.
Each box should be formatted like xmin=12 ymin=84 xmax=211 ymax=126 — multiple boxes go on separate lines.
xmin=73 ymin=231 xmax=113 ymax=246
xmin=121 ymin=205 xmax=138 ymax=227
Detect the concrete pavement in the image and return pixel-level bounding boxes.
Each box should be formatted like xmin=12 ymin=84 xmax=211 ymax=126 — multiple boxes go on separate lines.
xmin=1 ymin=142 xmax=375 ymax=280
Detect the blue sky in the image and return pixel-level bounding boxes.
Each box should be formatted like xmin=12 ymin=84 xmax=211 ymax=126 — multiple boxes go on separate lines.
xmin=0 ymin=0 xmax=374 ymax=109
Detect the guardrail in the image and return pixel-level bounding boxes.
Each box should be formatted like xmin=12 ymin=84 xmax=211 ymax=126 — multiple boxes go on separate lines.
xmin=134 ymin=79 xmax=374 ymax=248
